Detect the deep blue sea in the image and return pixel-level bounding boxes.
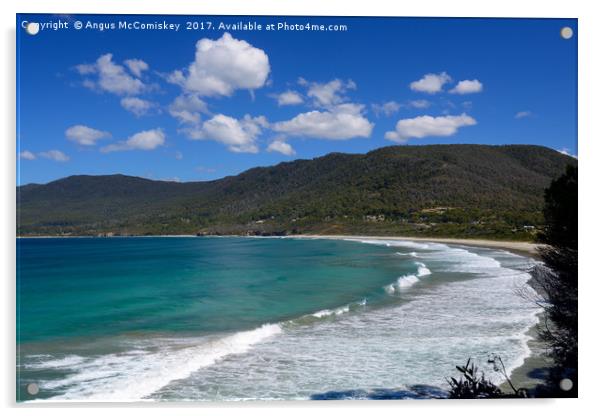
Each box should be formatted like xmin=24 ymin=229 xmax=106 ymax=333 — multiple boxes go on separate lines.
xmin=16 ymin=236 xmax=540 ymax=401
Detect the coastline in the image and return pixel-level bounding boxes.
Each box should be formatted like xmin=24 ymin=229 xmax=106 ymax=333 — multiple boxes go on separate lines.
xmin=292 ymin=233 xmax=550 ymax=394
xmin=291 ymin=234 xmax=542 ymax=258
xmin=500 ymin=312 xmax=552 ymax=395
xmin=19 ymin=233 xmax=542 ymax=257
xmin=17 ymin=233 xmax=551 ymax=398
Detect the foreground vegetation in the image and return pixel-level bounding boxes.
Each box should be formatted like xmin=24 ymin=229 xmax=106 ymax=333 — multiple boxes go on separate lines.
xmin=17 ymin=144 xmax=575 ymax=239
xmin=449 ymin=165 xmax=578 ymax=398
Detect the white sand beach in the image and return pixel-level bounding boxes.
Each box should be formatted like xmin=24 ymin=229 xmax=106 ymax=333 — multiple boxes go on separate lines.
xmin=294 ymin=234 xmax=542 ymax=257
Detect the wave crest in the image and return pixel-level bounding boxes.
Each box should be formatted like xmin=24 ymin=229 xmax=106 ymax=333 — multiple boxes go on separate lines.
xmin=37 ymin=323 xmax=282 ymax=401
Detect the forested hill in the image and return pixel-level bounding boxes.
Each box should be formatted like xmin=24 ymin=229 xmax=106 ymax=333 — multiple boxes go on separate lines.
xmin=17 ymin=144 xmax=576 ymax=239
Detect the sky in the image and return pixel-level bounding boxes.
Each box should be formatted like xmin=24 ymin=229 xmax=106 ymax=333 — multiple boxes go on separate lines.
xmin=17 ymin=14 xmax=577 ymax=185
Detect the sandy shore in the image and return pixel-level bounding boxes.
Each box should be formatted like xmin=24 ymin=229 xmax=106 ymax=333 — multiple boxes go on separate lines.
xmin=21 ymin=234 xmax=543 ymax=258
xmin=500 ymin=313 xmax=553 ymax=395
xmin=293 ymin=234 xmax=542 ymax=257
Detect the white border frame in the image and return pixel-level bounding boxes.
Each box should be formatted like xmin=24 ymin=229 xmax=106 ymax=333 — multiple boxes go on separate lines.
xmin=2 ymin=1 xmax=600 ymax=415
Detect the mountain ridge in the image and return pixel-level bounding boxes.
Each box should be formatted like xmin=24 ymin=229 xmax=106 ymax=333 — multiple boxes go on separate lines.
xmin=17 ymin=144 xmax=576 ymax=239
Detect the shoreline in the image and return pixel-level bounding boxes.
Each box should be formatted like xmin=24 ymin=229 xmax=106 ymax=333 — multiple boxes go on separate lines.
xmin=18 ymin=233 xmax=542 ymax=258
xmin=17 ymin=232 xmax=550 ymax=398
xmin=293 ymin=233 xmax=549 ymax=393
xmin=290 ymin=234 xmax=542 ymax=258
xmin=500 ymin=312 xmax=552 ymax=395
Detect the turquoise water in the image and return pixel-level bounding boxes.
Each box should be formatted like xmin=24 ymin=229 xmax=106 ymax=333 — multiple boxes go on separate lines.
xmin=17 ymin=236 xmax=540 ymax=401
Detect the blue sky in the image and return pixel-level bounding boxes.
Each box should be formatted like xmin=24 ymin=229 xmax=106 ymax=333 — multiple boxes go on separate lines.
xmin=17 ymin=15 xmax=577 ymax=185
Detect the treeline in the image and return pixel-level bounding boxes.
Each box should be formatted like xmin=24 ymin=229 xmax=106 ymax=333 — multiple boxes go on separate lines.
xmin=17 ymin=144 xmax=576 ymax=239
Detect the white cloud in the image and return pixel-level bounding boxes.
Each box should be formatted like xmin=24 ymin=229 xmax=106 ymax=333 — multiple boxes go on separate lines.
xmin=407 ymin=99 xmax=431 ymax=109
xmin=124 ymin=59 xmax=149 ymax=78
xmin=450 ymin=79 xmax=483 ymax=94
xmin=515 ymin=111 xmax=533 ymax=119
xmin=120 ymin=97 xmax=156 ymax=116
xmin=385 ymin=113 xmax=476 ymax=143
xmin=39 ymin=150 xmax=70 ymax=162
xmin=19 ymin=150 xmax=36 ymax=160
xmin=169 ymin=32 xmax=270 ymax=97
xmin=558 ymin=148 xmax=577 ymax=158
xmin=267 ymin=140 xmax=296 ymax=156
xmin=183 ymin=114 xmax=267 ymax=153
xmin=65 ymin=125 xmax=111 ymax=146
xmin=101 ymin=128 xmax=165 ymax=153
xmin=96 ymin=54 xmax=145 ymax=95
xmin=175 ymin=151 xmax=183 ymax=160
xmin=81 ymin=79 xmax=96 ymax=90
xmin=306 ymin=79 xmax=356 ymax=108
xmin=75 ymin=64 xmax=96 ymax=75
xmin=410 ymin=72 xmax=451 ymax=94
xmin=78 ymin=54 xmax=146 ymax=95
xmin=273 ymin=103 xmax=373 ymax=140
xmin=168 ymin=94 xmax=209 ymax=125
xmin=274 ymin=77 xmax=372 ymax=140
xmin=274 ymin=90 xmax=304 ymax=106
xmin=372 ymin=101 xmax=401 ymax=117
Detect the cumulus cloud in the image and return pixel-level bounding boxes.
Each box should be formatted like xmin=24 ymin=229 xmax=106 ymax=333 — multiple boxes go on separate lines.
xmin=273 ymin=103 xmax=373 ymax=140
xmin=168 ymin=32 xmax=270 ymax=97
xmin=449 ymin=79 xmax=483 ymax=94
xmin=385 ymin=113 xmax=476 ymax=143
xmin=274 ymin=90 xmax=304 ymax=106
xmin=267 ymin=140 xmax=296 ymax=156
xmin=168 ymin=94 xmax=209 ymax=125
xmin=19 ymin=150 xmax=36 ymax=160
xmin=77 ymin=53 xmax=146 ymax=96
xmin=410 ymin=72 xmax=451 ymax=94
xmin=39 ymin=150 xmax=70 ymax=162
xmin=182 ymin=114 xmax=267 ymax=153
xmin=371 ymin=101 xmax=401 ymax=117
xmin=306 ymin=79 xmax=356 ymax=108
xmin=124 ymin=59 xmax=149 ymax=78
xmin=515 ymin=111 xmax=533 ymax=119
xmin=120 ymin=97 xmax=157 ymax=116
xmin=20 ymin=150 xmax=71 ymax=161
xmin=101 ymin=128 xmax=165 ymax=153
xmin=65 ymin=125 xmax=111 ymax=146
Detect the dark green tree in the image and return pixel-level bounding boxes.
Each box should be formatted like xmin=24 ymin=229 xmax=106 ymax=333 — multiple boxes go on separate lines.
xmin=531 ymin=164 xmax=578 ymax=397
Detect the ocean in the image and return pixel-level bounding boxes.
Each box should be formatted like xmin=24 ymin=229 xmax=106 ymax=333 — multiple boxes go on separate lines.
xmin=16 ymin=236 xmax=540 ymax=401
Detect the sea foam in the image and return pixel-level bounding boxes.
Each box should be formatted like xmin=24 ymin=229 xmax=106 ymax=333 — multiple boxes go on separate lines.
xmin=25 ymin=354 xmax=86 ymax=370
xmin=38 ymin=323 xmax=282 ymax=401
xmin=310 ymin=298 xmax=367 ymax=319
xmin=415 ymin=262 xmax=432 ymax=277
xmin=158 ymin=245 xmax=541 ymax=401
xmin=312 ymin=305 xmax=349 ymax=318
xmin=382 ymin=261 xmax=431 ymax=295
xmin=30 ymin=239 xmax=540 ymax=401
